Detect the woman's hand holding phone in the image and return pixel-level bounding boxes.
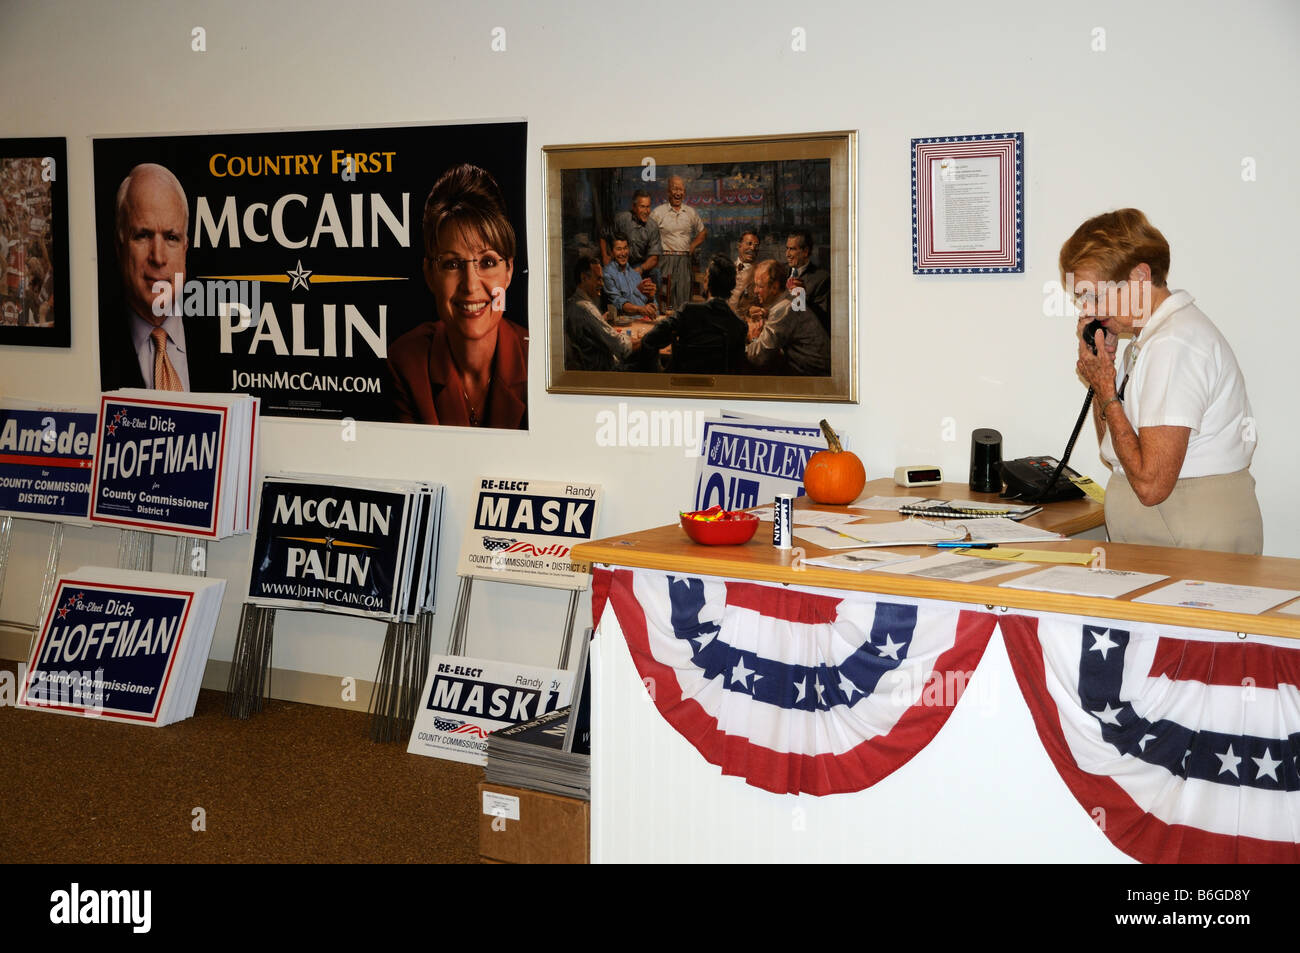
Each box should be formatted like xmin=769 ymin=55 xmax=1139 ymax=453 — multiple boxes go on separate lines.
xmin=1075 ymin=315 xmax=1119 ymax=393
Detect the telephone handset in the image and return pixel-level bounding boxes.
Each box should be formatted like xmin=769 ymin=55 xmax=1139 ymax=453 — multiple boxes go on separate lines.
xmin=1081 ymin=318 xmax=1106 ymax=355
xmin=998 ymin=320 xmax=1104 ymax=503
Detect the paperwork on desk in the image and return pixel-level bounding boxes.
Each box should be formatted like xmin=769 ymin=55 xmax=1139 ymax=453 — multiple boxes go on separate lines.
xmin=955 ymin=517 xmax=1065 ymax=544
xmin=850 ymin=495 xmax=932 ymax=511
xmin=961 ymin=548 xmax=1098 ymax=566
xmin=851 ymin=495 xmax=1044 ymax=516
xmin=802 ymin=549 xmax=920 ymax=572
xmin=791 ymin=526 xmax=879 ymax=549
xmin=919 ymin=498 xmax=1042 ymax=516
xmin=745 ymin=506 xmax=862 ymax=526
xmin=1132 ymin=580 xmax=1300 ymax=615
xmin=793 ymin=519 xmax=964 ymax=549
xmin=871 ymin=552 xmax=1027 ymax=583
xmin=999 ymin=565 xmax=1168 ymax=599
xmin=1278 ymin=599 xmax=1300 ymax=616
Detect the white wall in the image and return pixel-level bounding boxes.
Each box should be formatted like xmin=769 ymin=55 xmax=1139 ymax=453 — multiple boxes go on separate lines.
xmin=2 ymin=0 xmax=1298 ymax=689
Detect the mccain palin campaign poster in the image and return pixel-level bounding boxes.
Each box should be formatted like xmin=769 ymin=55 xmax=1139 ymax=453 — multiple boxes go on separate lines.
xmin=92 ymin=121 xmax=528 ymax=428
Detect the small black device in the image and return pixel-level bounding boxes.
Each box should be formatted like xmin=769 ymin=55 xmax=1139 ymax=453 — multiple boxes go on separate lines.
xmin=1081 ymin=318 xmax=1106 ymax=355
xmin=969 ymin=429 xmax=1003 ymax=493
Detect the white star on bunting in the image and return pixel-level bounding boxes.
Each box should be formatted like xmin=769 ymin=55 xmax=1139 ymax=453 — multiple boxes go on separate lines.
xmin=730 ymin=657 xmax=755 ymax=690
xmin=838 ymin=671 xmax=860 ymax=702
xmin=875 ymin=634 xmax=903 ymax=660
xmin=1253 ymin=748 xmax=1282 ymax=782
xmin=1216 ymin=745 xmax=1242 ymax=777
xmin=1089 ymin=630 xmax=1118 ymax=660
xmin=1092 ymin=702 xmax=1122 ymax=726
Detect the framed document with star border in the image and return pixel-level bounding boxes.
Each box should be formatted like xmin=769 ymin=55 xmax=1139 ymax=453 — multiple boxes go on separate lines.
xmin=911 ymin=132 xmax=1024 ymax=274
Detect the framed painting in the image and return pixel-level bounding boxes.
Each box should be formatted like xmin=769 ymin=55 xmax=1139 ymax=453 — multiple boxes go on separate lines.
xmin=0 ymin=137 xmax=70 ymax=347
xmin=544 ymin=131 xmax=856 ymax=401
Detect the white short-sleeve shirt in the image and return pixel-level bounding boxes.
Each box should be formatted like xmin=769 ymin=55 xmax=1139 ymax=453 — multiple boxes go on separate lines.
xmin=650 ymin=203 xmax=703 ymax=254
xmin=1101 ymin=290 xmax=1255 ymax=478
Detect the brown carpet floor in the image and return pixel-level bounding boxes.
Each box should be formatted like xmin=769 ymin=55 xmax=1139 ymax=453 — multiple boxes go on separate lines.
xmin=0 ymin=661 xmax=483 ymax=864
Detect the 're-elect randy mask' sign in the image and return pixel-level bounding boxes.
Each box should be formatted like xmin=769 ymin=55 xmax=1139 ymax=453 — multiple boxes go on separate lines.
xmin=457 ymin=476 xmax=602 ymax=590
xmin=407 ymin=654 xmax=572 ymax=765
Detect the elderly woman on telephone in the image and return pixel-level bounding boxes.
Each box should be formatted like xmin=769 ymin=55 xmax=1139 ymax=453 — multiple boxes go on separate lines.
xmin=1064 ymin=208 xmax=1261 ymax=554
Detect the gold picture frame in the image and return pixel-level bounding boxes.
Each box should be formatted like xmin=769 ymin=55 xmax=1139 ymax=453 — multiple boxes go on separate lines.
xmin=543 ymin=130 xmax=856 ymax=401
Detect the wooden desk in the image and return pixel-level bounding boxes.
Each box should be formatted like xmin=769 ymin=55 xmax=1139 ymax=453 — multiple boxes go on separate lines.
xmin=573 ymin=504 xmax=1300 ymax=639
xmin=576 ymin=485 xmax=1300 ymax=864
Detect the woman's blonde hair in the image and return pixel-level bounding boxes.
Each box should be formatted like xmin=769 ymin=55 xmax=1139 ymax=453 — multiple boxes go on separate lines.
xmin=1059 ymin=208 xmax=1170 ymax=286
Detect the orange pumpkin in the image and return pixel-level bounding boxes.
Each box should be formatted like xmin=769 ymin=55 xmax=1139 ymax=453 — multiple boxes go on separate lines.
xmin=803 ymin=419 xmax=866 ymax=504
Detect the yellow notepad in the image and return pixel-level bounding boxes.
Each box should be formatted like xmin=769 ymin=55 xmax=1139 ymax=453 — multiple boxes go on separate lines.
xmin=1069 ymin=475 xmax=1106 ymax=503
xmin=958 ymin=548 xmax=1098 ymax=566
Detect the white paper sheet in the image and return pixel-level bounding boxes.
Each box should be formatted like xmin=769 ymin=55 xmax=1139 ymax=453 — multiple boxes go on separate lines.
xmin=957 ymin=517 xmax=1065 ymax=544
xmin=818 ymin=518 xmax=966 ymax=547
xmin=792 ymin=526 xmax=881 ymax=550
xmin=848 ymin=495 xmax=931 ymax=511
xmin=998 ymin=565 xmax=1169 ymax=599
xmin=930 ymin=155 xmax=1000 ymax=253
xmin=801 ymin=549 xmax=921 ymax=572
xmin=871 ymin=552 xmax=1027 ymax=583
xmin=1132 ymin=580 xmax=1300 ymax=615
xmin=746 ymin=506 xmax=863 ymax=526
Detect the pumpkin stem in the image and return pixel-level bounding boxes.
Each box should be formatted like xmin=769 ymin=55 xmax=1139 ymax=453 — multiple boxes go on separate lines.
xmin=818 ymin=419 xmax=843 ymax=453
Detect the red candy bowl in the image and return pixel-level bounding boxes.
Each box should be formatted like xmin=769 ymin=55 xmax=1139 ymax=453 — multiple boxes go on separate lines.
xmin=679 ymin=506 xmax=759 ymax=545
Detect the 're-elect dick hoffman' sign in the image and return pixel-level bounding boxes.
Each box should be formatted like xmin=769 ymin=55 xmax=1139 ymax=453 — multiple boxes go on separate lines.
xmin=20 ymin=580 xmax=194 ymax=723
xmin=89 ymin=395 xmax=228 ymax=537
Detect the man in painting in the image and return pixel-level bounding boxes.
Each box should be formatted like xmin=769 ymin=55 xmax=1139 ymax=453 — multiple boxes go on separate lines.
xmin=728 ymin=229 xmax=761 ymax=319
xmin=566 ymin=254 xmax=633 ymax=371
xmin=610 ymin=189 xmax=661 ymax=298
xmin=745 ymin=259 xmax=830 ymax=376
xmin=784 ymin=228 xmax=831 ymax=335
xmin=651 ymin=175 xmax=707 ymax=311
xmin=602 ymin=234 xmax=658 ymax=323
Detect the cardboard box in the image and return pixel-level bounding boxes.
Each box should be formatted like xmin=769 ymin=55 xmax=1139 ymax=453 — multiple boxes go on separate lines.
xmin=478 ymin=783 xmax=589 ymax=864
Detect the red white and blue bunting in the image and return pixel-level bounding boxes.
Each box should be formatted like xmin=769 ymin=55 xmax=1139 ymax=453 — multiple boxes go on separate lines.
xmin=593 ymin=566 xmax=1300 ymax=862
xmin=595 ymin=567 xmax=997 ymax=796
xmin=1000 ymin=613 xmax=1300 ymax=864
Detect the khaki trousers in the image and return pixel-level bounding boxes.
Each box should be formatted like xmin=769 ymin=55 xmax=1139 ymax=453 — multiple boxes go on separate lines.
xmin=1105 ymin=468 xmax=1263 ymax=555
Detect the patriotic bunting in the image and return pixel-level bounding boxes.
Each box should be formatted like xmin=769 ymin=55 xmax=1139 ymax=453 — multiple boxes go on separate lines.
xmin=596 ymin=566 xmax=997 ymax=796
xmin=1001 ymin=613 xmax=1300 ymax=864
xmin=594 ymin=564 xmax=1300 ymax=857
